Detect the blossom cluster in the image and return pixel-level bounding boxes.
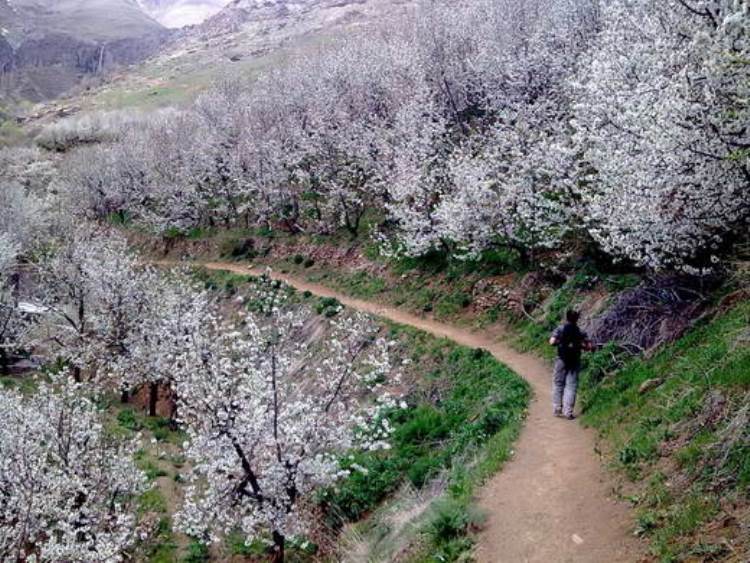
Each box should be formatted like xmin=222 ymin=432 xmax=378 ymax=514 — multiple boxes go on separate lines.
xmin=0 ymin=381 xmax=147 ymax=561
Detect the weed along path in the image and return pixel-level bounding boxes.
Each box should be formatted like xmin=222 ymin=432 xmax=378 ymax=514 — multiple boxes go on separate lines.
xmin=176 ymin=261 xmax=641 ymax=562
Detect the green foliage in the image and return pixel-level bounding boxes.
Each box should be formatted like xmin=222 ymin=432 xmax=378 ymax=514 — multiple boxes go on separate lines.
xmin=183 ymin=540 xmax=210 ymax=563
xmin=220 ymin=237 xmax=256 ymax=261
xmin=226 ymin=531 xmax=268 ymax=556
xmin=316 ymin=296 xmax=342 ymax=317
xmin=323 ymin=334 xmax=529 ymax=531
xmin=333 ymin=270 xmax=387 ymax=298
xmin=423 ymin=498 xmax=484 ymax=561
xmin=434 ymin=290 xmax=472 ymax=319
xmin=164 ymin=227 xmax=185 ymax=240
xmin=194 ymin=269 xmax=250 ymax=295
xmin=391 ymin=247 xmax=524 ymax=279
xmin=139 ymin=489 xmax=168 ymax=515
xmin=0 ymin=119 xmax=27 ymax=147
xmin=106 ymin=210 xmax=134 ymax=227
xmin=145 ymin=416 xmax=177 ymax=443
xmin=0 ymin=375 xmax=38 ymax=395
xmin=136 ymin=452 xmax=169 ymax=481
xmin=144 ymin=517 xmax=178 ymax=563
xmin=117 ymin=408 xmax=142 ymax=431
xmin=187 ymin=227 xmax=215 ymax=240
xmin=119 ymin=408 xmax=184 ymax=444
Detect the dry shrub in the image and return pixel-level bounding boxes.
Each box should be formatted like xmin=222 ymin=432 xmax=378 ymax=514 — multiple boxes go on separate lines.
xmin=588 ymin=275 xmax=722 ymax=354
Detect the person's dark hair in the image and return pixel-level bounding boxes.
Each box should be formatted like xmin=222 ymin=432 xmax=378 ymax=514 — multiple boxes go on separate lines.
xmin=566 ymin=309 xmax=580 ymax=324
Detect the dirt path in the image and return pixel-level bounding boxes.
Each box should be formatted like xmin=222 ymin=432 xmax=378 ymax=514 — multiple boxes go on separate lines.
xmin=180 ymin=261 xmax=641 ymax=562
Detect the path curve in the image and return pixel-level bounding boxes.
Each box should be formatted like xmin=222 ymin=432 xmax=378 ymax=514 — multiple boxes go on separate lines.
xmin=174 ymin=261 xmax=641 ymax=562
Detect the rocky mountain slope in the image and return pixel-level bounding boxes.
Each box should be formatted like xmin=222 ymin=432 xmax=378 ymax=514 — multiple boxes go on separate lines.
xmin=18 ymin=0 xmax=415 ymax=124
xmin=0 ymin=0 xmax=171 ymax=103
xmin=137 ymin=0 xmax=230 ymax=28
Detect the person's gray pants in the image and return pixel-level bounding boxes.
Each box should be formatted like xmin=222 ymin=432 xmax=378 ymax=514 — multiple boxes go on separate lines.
xmin=552 ymin=359 xmax=579 ymax=417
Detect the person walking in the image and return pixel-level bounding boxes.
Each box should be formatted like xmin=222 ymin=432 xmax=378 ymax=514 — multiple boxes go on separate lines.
xmin=549 ymin=309 xmax=592 ymax=420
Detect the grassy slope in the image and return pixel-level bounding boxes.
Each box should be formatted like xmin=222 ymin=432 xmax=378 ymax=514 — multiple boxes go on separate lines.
xmin=579 ymin=301 xmax=749 ymax=561
xmin=157 ymin=228 xmax=750 ymax=561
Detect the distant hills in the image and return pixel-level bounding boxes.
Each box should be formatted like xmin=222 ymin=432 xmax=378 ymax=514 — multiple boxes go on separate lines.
xmin=13 ymin=0 xmax=415 ymax=124
xmin=0 ymin=0 xmax=174 ymax=103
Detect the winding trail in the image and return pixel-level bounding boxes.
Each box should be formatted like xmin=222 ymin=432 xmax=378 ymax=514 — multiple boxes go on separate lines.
xmin=178 ymin=261 xmax=641 ymax=562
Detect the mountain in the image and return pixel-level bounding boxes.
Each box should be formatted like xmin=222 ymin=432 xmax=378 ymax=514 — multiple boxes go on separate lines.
xmin=137 ymin=0 xmax=230 ymax=28
xmin=44 ymin=0 xmax=414 ymax=111
xmin=0 ymin=0 xmax=171 ymax=103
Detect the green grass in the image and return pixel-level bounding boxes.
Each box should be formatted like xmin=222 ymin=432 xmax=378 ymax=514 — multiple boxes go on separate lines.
xmin=143 ymin=516 xmax=178 ymax=563
xmin=578 ymin=300 xmax=750 ymax=560
xmin=0 ymin=119 xmax=29 ymax=147
xmin=322 ymin=325 xmax=530 ymax=560
xmin=135 ymin=449 xmax=170 ymax=481
xmin=183 ymin=540 xmax=210 ymax=563
xmin=329 ymin=270 xmax=387 ymax=299
xmin=0 ymin=374 xmax=39 ymax=394
xmin=116 ymin=407 xmax=185 ymax=445
xmin=139 ymin=488 xmax=169 ymax=515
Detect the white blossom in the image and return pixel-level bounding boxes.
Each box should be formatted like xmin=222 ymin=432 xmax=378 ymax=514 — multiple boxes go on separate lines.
xmin=0 ymin=381 xmax=148 ymax=561
xmin=172 ymin=277 xmax=398 ymax=555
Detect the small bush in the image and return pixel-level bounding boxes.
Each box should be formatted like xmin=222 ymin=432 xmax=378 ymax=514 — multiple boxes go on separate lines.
xmin=143 ymin=516 xmax=177 ymax=563
xmin=144 ymin=416 xmax=182 ymax=443
xmin=140 ymin=460 xmax=168 ymax=481
xmin=316 ymin=296 xmax=342 ymax=317
xmin=221 ymin=238 xmax=256 ymax=260
xmin=427 ymin=500 xmax=473 ymax=542
xmin=117 ymin=408 xmax=142 ymax=431
xmin=184 ymin=540 xmax=210 ymax=563
xmin=226 ymin=531 xmax=266 ymax=556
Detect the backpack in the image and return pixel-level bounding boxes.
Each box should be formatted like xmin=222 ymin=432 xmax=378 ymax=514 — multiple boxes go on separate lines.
xmin=557 ymin=323 xmax=584 ymax=370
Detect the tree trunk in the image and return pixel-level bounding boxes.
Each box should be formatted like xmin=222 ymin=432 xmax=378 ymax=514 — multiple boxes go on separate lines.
xmin=0 ymin=347 xmax=8 ymax=376
xmin=271 ymin=530 xmax=285 ymax=563
xmin=148 ymin=382 xmax=158 ymax=417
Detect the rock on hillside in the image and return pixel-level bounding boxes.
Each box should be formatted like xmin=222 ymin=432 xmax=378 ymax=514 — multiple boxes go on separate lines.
xmin=0 ymin=0 xmax=173 ymax=102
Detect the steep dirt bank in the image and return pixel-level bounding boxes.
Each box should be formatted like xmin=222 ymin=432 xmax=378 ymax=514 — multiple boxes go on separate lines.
xmin=174 ymin=260 xmax=643 ymax=563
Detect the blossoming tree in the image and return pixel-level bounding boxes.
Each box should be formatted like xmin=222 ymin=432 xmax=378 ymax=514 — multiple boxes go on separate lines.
xmin=0 ymin=381 xmax=148 ymax=561
xmin=173 ymin=279 xmax=397 ymax=561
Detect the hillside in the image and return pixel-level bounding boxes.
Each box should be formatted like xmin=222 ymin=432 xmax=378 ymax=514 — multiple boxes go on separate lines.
xmin=4 ymin=0 xmax=164 ymax=44
xmin=0 ymin=0 xmax=170 ymax=105
xmin=17 ymin=0 xmax=415 ymax=125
